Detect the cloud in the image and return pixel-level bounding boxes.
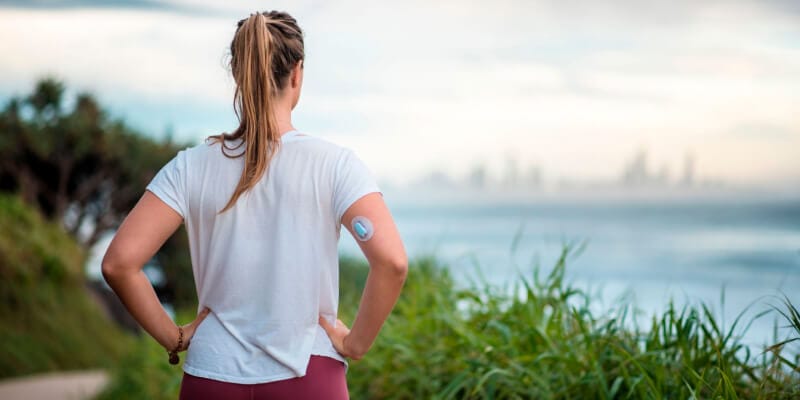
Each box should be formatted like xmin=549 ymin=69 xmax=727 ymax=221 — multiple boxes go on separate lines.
xmin=0 ymin=0 xmax=798 ymax=185
xmin=727 ymin=123 xmax=798 ymax=141
xmin=0 ymin=0 xmax=162 ymax=8
xmin=0 ymin=8 xmax=234 ymax=98
xmin=0 ymin=0 xmax=231 ymax=17
xmin=1 ymin=0 xmax=175 ymax=12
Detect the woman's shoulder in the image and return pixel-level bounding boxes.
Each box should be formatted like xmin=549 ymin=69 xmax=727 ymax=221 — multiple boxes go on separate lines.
xmin=156 ymin=136 xmax=232 ymax=168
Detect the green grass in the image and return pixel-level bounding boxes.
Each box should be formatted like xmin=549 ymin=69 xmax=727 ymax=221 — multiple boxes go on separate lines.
xmin=346 ymin=246 xmax=799 ymax=399
xmin=375 ymin=248 xmax=800 ymax=399
xmin=97 ymin=247 xmax=799 ymax=399
xmin=0 ymin=194 xmax=131 ymax=378
xmin=2 ymin=188 xmax=793 ymax=397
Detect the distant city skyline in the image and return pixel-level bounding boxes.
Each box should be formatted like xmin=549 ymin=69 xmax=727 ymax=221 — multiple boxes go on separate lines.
xmin=405 ymin=148 xmax=732 ymax=192
xmin=1 ymin=0 xmax=798 ymax=188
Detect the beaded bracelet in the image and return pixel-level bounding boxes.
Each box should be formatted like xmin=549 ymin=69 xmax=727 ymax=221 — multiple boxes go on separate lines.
xmin=168 ymin=326 xmax=184 ymax=365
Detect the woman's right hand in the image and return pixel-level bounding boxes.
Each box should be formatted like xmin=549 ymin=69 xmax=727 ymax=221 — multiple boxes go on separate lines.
xmin=319 ymin=316 xmax=362 ymax=360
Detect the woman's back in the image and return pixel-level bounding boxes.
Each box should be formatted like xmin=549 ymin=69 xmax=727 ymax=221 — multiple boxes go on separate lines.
xmin=146 ymin=130 xmax=381 ymax=383
xmin=102 ymin=11 xmax=406 ymax=399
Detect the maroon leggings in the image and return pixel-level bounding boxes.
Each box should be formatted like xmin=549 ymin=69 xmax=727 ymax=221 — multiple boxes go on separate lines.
xmin=179 ymin=355 xmax=349 ymax=400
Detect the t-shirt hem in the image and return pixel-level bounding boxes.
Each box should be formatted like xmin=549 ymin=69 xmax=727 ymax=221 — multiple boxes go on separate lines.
xmin=336 ymin=188 xmax=382 ymax=226
xmin=182 ymin=353 xmax=347 ymax=384
xmin=182 ymin=363 xmax=300 ymax=385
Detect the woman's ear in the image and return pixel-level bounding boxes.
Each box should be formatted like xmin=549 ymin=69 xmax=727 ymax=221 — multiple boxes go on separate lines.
xmin=290 ymin=60 xmax=303 ymax=109
xmin=291 ymin=60 xmax=303 ymax=89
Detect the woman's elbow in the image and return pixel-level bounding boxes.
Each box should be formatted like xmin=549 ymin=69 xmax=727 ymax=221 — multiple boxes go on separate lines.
xmin=100 ymin=256 xmax=118 ymax=282
xmin=101 ymin=251 xmax=129 ymax=282
xmin=368 ymin=252 xmax=408 ymax=280
xmin=388 ymin=254 xmax=409 ymax=280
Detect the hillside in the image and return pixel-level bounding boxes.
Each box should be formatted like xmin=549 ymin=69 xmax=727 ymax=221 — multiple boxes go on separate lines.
xmin=0 ymin=194 xmax=131 ymax=378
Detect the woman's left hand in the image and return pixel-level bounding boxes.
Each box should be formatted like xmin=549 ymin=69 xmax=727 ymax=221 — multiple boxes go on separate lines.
xmin=176 ymin=307 xmax=212 ymax=351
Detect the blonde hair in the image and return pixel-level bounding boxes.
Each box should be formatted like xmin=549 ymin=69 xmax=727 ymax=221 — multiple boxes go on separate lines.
xmin=208 ymin=11 xmax=304 ymax=213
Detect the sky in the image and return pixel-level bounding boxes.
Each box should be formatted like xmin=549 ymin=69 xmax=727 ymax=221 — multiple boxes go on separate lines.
xmin=1 ymin=0 xmax=799 ymax=189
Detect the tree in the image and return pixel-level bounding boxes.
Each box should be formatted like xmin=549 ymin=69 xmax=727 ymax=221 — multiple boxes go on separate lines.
xmin=0 ymin=77 xmax=182 ymax=245
xmin=0 ymin=77 xmax=197 ymax=308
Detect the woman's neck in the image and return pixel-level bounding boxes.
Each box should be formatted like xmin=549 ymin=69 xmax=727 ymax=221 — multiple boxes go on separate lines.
xmin=273 ymin=101 xmax=296 ymax=136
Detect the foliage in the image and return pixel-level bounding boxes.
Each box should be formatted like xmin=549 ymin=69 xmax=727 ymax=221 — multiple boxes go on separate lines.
xmin=0 ymin=77 xmax=182 ymax=245
xmin=97 ymin=251 xmax=800 ymax=399
xmin=0 ymin=194 xmax=132 ymax=378
xmin=344 ymin=246 xmax=799 ymax=399
xmin=0 ymin=77 xmax=197 ymax=308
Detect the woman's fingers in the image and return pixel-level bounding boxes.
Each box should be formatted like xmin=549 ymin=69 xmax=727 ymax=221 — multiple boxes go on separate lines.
xmin=319 ymin=316 xmax=333 ymax=334
xmin=319 ymin=316 xmax=354 ymax=358
xmin=180 ymin=307 xmax=212 ymax=351
xmin=319 ymin=316 xmax=349 ymax=335
xmin=194 ymin=307 xmax=211 ymax=326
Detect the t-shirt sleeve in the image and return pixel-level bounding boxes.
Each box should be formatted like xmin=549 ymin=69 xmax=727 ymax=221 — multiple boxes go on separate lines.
xmin=333 ymin=148 xmax=382 ymax=225
xmin=145 ymin=149 xmax=188 ymax=219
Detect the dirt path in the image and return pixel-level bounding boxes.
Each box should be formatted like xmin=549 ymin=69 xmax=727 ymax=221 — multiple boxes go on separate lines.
xmin=0 ymin=370 xmax=109 ymax=400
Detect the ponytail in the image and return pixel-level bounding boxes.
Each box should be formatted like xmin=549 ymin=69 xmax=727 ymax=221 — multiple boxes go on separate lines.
xmin=210 ymin=11 xmax=304 ymax=214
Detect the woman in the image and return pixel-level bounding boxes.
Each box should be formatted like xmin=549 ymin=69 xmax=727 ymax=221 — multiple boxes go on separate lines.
xmin=101 ymin=10 xmax=407 ymax=399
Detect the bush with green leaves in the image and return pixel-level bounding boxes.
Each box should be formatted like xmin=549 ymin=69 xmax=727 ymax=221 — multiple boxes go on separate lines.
xmin=0 ymin=77 xmax=197 ymax=308
xmin=98 ymin=249 xmax=799 ymax=399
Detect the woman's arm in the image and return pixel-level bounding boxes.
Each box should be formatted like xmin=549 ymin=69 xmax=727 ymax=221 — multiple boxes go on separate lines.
xmin=320 ymin=192 xmax=408 ymax=360
xmin=102 ymin=191 xmax=209 ymax=353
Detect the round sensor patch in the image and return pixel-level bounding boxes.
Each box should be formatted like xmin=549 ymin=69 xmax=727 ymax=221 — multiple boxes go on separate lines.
xmin=351 ymin=216 xmax=374 ymax=241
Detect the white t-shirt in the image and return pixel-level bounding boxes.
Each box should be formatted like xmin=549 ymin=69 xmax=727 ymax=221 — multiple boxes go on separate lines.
xmin=145 ymin=130 xmax=381 ymax=384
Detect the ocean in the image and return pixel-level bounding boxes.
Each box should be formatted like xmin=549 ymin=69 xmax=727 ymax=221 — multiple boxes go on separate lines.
xmin=338 ymin=191 xmax=800 ymax=349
